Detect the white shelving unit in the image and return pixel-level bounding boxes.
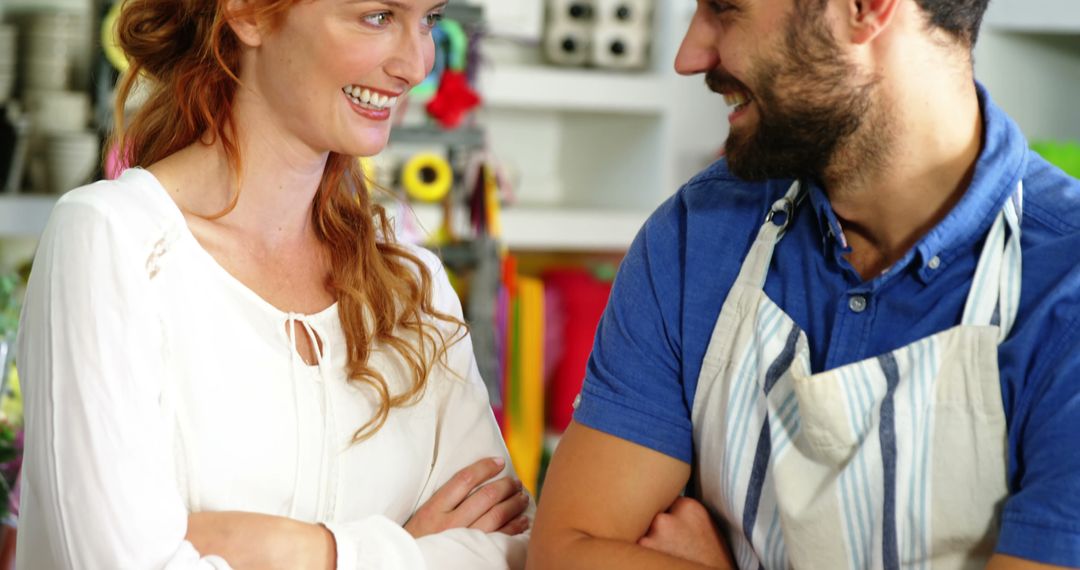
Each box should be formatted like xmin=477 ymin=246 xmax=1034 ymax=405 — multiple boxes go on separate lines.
xmin=480 ymin=65 xmax=668 ymax=115
xmin=474 ymin=2 xmax=728 ymax=251
xmin=407 ymin=203 xmax=647 ymax=251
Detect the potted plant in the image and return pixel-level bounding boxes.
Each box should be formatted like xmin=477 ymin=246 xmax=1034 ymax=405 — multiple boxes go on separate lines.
xmin=0 ymin=273 xmax=21 ymax=568
xmin=0 ymin=273 xmax=18 ymax=399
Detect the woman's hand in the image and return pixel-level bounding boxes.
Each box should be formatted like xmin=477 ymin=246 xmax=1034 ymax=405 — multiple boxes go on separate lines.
xmin=637 ymin=497 xmax=735 ymax=569
xmin=405 ymin=457 xmax=531 ymax=539
xmin=187 ymin=511 xmax=335 ymax=570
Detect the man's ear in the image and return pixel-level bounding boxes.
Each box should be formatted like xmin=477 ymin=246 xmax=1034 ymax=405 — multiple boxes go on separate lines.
xmin=844 ymin=0 xmax=901 ymax=45
xmin=224 ymin=0 xmax=264 ymax=47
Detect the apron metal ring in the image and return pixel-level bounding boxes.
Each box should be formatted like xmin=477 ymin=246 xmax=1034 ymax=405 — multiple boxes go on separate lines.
xmin=765 ymin=197 xmax=796 ymax=232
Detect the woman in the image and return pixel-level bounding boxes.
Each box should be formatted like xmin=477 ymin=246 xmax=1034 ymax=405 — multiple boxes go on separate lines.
xmin=15 ymin=0 xmax=531 ymax=568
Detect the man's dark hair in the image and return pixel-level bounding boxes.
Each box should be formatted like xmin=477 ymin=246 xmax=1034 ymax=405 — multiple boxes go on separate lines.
xmin=800 ymin=0 xmax=991 ymax=46
xmin=914 ymin=0 xmax=991 ymax=45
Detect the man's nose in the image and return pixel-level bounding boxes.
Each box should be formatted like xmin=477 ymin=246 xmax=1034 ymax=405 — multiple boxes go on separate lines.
xmin=674 ymin=12 xmax=721 ymax=76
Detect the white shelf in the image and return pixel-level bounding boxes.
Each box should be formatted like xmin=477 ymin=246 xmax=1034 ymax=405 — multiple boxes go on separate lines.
xmin=499 ymin=207 xmax=647 ymax=250
xmin=985 ymin=0 xmax=1080 ymax=33
xmin=404 ymin=203 xmax=647 ymax=251
xmin=0 ymin=195 xmax=56 ymax=239
xmin=480 ymin=64 xmax=668 ymax=116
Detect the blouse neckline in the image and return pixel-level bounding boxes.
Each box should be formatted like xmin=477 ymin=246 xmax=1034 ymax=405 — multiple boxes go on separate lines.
xmin=122 ymin=167 xmax=340 ymax=323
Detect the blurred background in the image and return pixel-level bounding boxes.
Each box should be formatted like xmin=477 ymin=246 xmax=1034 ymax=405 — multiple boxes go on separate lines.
xmin=0 ymin=0 xmax=1077 ymax=563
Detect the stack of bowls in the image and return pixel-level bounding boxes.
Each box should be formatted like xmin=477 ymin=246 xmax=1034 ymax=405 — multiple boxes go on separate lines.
xmin=25 ymin=90 xmax=91 ymax=134
xmin=23 ymin=90 xmax=98 ymax=194
xmin=20 ymin=12 xmax=99 ymax=194
xmin=22 ymin=12 xmax=85 ymax=92
xmin=44 ymin=130 xmax=99 ymax=194
xmin=0 ymin=25 xmax=14 ymax=103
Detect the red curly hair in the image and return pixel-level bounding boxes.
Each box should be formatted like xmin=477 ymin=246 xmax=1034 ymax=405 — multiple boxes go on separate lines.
xmin=111 ymin=0 xmax=464 ymax=441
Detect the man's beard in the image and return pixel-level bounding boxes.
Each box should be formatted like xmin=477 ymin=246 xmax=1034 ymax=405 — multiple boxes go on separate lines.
xmin=710 ymin=4 xmax=883 ymax=182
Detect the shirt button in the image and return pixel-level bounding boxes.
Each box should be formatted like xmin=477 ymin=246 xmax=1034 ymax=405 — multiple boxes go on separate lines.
xmin=928 ymin=256 xmax=942 ymax=270
xmin=849 ymin=295 xmax=868 ymax=313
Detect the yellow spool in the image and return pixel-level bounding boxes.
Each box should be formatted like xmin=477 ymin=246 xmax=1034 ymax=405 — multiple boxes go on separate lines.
xmin=102 ymin=1 xmax=129 ymax=73
xmin=402 ymin=153 xmax=453 ymax=203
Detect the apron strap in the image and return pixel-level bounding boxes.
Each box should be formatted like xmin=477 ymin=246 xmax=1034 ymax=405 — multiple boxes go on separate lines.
xmin=737 ymin=179 xmax=1023 ymax=342
xmin=961 ymin=180 xmax=1024 ymax=341
xmin=735 ymin=181 xmax=804 ymax=291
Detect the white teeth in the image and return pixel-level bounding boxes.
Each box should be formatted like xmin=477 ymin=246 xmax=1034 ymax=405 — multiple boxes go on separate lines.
xmin=341 ymin=85 xmax=401 ymax=109
xmin=344 ymin=85 xmax=399 ymax=111
xmin=723 ymin=92 xmax=750 ymax=108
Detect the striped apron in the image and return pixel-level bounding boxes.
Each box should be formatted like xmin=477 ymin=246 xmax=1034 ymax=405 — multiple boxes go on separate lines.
xmin=692 ymin=181 xmax=1021 ymax=569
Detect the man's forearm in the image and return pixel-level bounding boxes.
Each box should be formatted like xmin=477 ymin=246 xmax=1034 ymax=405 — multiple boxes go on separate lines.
xmin=528 ymin=531 xmax=727 ymax=570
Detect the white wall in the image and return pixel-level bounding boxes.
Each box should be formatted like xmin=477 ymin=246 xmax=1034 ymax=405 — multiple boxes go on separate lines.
xmin=975 ymin=30 xmax=1080 ymax=142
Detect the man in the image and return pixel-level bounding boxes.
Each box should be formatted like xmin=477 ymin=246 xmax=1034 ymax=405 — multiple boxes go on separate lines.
xmin=528 ymin=0 xmax=1080 ymax=568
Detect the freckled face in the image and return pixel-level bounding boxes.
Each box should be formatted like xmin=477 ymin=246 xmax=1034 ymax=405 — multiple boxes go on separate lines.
xmin=243 ymin=0 xmax=443 ymax=158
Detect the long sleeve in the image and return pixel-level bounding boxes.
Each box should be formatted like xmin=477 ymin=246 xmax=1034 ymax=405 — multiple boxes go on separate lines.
xmin=16 ymin=193 xmax=230 ymax=569
xmin=411 ymin=347 xmax=533 ymax=570
xmin=325 ymin=250 xmax=530 ymax=570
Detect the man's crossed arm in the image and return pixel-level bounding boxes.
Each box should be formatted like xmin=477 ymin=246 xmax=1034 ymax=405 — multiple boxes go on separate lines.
xmin=527 ymin=422 xmax=1072 ymax=570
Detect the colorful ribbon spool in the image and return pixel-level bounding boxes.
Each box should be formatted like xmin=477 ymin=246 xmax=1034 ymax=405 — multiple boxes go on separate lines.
xmin=401 ymin=153 xmax=453 ymax=203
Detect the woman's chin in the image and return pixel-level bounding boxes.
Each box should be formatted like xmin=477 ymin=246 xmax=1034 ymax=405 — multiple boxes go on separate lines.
xmin=338 ymin=136 xmax=389 ymax=159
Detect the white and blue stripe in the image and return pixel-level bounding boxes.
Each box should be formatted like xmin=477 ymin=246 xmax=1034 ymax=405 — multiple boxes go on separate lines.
xmin=693 ymin=181 xmax=1021 ymax=569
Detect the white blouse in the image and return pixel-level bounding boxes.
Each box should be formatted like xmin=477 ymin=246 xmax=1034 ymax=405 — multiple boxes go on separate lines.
xmin=16 ymin=169 xmax=529 ymax=569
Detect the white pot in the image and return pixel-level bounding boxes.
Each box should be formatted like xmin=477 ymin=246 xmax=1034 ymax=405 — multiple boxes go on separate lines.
xmin=23 ymin=57 xmax=69 ymax=91
xmin=25 ymin=31 xmax=79 ymax=62
xmin=25 ymin=89 xmax=89 ymax=133
xmin=45 ymin=130 xmax=100 ymax=194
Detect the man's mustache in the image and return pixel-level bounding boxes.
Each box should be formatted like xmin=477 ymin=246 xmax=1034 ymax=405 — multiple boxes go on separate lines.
xmin=706 ymin=70 xmax=750 ymax=96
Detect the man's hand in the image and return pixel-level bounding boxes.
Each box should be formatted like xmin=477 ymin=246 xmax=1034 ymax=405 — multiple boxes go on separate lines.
xmin=638 ymin=497 xmax=735 ymax=569
xmin=405 ymin=457 xmax=531 ymax=538
xmin=528 ymin=422 xmax=718 ymax=570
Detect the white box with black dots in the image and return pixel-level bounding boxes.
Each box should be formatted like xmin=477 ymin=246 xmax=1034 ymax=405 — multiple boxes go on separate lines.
xmin=594 ymin=0 xmax=651 ymax=27
xmin=544 ymin=0 xmax=654 ymax=70
xmin=544 ymin=0 xmax=596 ymax=66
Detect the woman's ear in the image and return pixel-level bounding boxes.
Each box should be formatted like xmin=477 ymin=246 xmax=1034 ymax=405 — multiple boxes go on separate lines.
xmin=845 ymin=0 xmax=901 ymax=45
xmin=224 ymin=0 xmax=264 ymax=47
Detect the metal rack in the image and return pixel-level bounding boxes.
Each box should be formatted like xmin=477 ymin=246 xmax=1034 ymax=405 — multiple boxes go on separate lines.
xmin=395 ymin=4 xmax=504 ymax=402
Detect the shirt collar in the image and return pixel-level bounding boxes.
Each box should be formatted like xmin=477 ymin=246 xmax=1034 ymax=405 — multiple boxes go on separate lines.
xmin=807 ymin=181 xmax=849 ymax=251
xmin=807 ymin=82 xmax=1028 ymax=283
